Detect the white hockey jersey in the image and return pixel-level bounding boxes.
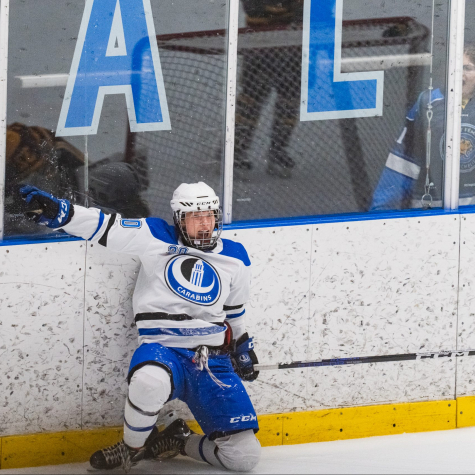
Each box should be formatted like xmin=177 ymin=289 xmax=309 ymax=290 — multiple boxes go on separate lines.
xmin=63 ymin=206 xmax=251 ymax=348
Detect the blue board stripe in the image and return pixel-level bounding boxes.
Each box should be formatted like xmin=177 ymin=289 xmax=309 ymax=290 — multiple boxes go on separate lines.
xmin=225 ymin=207 xmax=464 ymax=230
xmin=0 ymin=232 xmax=81 ymax=247
xmin=4 ymin=207 xmax=475 ymax=247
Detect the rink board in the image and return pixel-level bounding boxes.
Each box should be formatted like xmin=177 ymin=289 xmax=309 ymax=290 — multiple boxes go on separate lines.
xmin=2 ymin=211 xmax=475 ymax=468
xmin=0 ymin=241 xmax=86 ymax=436
xmin=282 ymin=400 xmax=455 ymax=445
xmin=0 ymin=399 xmax=463 ymax=469
xmin=455 ymin=214 xmax=475 ymax=399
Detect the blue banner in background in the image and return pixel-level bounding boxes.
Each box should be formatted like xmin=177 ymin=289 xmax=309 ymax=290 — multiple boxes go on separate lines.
xmin=300 ymin=0 xmax=384 ymax=121
xmin=57 ymin=0 xmax=170 ymax=137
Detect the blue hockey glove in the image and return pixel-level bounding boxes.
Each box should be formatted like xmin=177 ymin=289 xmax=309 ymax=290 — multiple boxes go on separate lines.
xmin=230 ymin=333 xmax=259 ymax=382
xmin=20 ymin=185 xmax=73 ymax=228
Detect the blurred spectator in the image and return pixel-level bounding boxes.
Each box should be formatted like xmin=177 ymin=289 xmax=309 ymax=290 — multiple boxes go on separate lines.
xmin=5 ymin=123 xmax=150 ymax=236
xmin=5 ymin=122 xmax=84 ymax=235
xmin=233 ymin=0 xmax=304 ymax=178
xmin=370 ymin=45 xmax=475 ymax=209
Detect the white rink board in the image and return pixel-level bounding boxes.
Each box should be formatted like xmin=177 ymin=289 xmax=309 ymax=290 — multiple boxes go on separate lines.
xmin=0 ymin=213 xmax=468 ymax=435
xmin=244 ymin=357 xmax=455 ymax=414
xmin=0 ymin=241 xmax=85 ymax=436
xmin=225 ymin=226 xmax=312 ymax=414
xmin=456 ymin=213 xmax=475 ymax=397
xmin=309 ymin=215 xmax=460 ymax=360
xmin=232 ymin=215 xmax=459 ymax=413
xmin=81 ymin=242 xmax=140 ymax=429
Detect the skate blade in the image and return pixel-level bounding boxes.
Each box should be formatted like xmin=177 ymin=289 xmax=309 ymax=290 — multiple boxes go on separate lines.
xmin=87 ymin=467 xmax=120 ymax=473
xmin=86 ymin=468 xmax=138 ymax=473
xmin=87 ymin=466 xmax=117 ymax=473
xmin=87 ymin=460 xmax=140 ymax=473
xmin=87 ymin=467 xmax=132 ymax=473
xmin=154 ymin=450 xmax=180 ymax=461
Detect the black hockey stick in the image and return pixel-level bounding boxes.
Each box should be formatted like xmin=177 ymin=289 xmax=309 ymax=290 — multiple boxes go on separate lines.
xmin=254 ymin=349 xmax=475 ymax=371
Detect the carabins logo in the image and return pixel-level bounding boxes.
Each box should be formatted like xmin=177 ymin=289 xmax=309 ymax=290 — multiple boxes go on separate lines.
xmin=165 ymin=256 xmax=221 ymax=306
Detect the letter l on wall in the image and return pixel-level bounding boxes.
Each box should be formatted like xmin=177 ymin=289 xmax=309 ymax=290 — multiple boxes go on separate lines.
xmin=300 ymin=0 xmax=384 ymax=121
xmin=56 ymin=0 xmax=171 ymax=137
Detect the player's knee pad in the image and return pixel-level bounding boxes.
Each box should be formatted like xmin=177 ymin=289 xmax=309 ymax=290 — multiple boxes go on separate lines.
xmin=215 ymin=429 xmax=261 ymax=472
xmin=128 ymin=365 xmax=171 ymax=414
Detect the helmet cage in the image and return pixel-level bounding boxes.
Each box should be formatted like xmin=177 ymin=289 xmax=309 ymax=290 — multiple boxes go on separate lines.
xmin=174 ymin=208 xmax=223 ymax=250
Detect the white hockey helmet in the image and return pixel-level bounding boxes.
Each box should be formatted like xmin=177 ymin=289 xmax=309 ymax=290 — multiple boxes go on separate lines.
xmin=170 ymin=182 xmax=223 ymax=250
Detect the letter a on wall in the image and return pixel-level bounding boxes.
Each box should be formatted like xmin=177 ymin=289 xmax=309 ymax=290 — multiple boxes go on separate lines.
xmin=300 ymin=0 xmax=384 ymax=121
xmin=56 ymin=0 xmax=170 ymax=136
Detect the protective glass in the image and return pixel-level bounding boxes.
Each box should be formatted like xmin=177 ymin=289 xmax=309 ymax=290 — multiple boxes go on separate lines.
xmin=459 ymin=1 xmax=475 ymax=206
xmin=232 ymin=0 xmax=450 ymax=221
xmin=4 ymin=0 xmax=228 ymax=239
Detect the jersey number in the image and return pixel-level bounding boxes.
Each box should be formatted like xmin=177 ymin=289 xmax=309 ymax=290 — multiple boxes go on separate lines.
xmin=168 ymin=245 xmax=188 ymax=255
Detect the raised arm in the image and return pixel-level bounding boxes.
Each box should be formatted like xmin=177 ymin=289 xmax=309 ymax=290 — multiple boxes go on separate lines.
xmin=20 ymin=186 xmax=172 ymax=256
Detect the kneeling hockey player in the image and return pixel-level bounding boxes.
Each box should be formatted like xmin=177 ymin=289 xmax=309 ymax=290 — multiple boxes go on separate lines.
xmin=20 ymin=182 xmax=261 ymax=473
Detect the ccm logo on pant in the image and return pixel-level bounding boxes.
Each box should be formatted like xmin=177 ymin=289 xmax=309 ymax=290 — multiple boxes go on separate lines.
xmin=230 ymin=415 xmax=257 ymax=423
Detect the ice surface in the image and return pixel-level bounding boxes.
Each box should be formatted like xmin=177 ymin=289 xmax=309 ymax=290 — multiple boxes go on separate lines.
xmin=3 ymin=427 xmax=475 ymax=474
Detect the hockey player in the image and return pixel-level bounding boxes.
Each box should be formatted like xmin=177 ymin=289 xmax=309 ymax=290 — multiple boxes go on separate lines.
xmin=370 ymin=45 xmax=475 ymax=209
xmin=20 ymin=182 xmax=261 ymax=473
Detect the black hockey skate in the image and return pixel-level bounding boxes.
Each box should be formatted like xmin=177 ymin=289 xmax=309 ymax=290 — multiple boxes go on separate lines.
xmin=144 ymin=419 xmax=194 ymax=460
xmin=89 ymin=439 xmax=144 ymax=472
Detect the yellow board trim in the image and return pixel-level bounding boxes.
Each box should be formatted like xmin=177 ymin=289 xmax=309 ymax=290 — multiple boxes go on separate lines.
xmin=456 ymin=395 xmax=475 ymax=427
xmin=283 ymin=400 xmax=455 ymax=445
xmin=1 ymin=398 xmax=473 ymax=470
xmin=1 ymin=428 xmax=122 ymax=470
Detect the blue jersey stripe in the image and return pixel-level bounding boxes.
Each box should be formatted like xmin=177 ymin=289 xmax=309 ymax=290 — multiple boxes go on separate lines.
xmin=138 ymin=326 xmax=226 ymax=337
xmin=90 ymin=211 xmax=105 ymax=240
xmin=225 ymin=310 xmax=245 ymax=319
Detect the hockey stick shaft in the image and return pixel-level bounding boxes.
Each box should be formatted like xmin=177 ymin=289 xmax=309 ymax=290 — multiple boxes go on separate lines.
xmin=254 ymin=349 xmax=475 ymax=371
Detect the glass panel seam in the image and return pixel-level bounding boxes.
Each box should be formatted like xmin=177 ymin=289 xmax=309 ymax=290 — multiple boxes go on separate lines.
xmin=0 ymin=0 xmax=9 ymax=240
xmin=223 ymin=0 xmax=239 ymax=225
xmin=444 ymin=0 xmax=465 ymax=210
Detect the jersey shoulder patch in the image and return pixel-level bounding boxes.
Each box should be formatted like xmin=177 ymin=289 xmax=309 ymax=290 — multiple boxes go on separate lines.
xmin=219 ymin=239 xmax=251 ymax=266
xmin=145 ymin=218 xmax=178 ymax=244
